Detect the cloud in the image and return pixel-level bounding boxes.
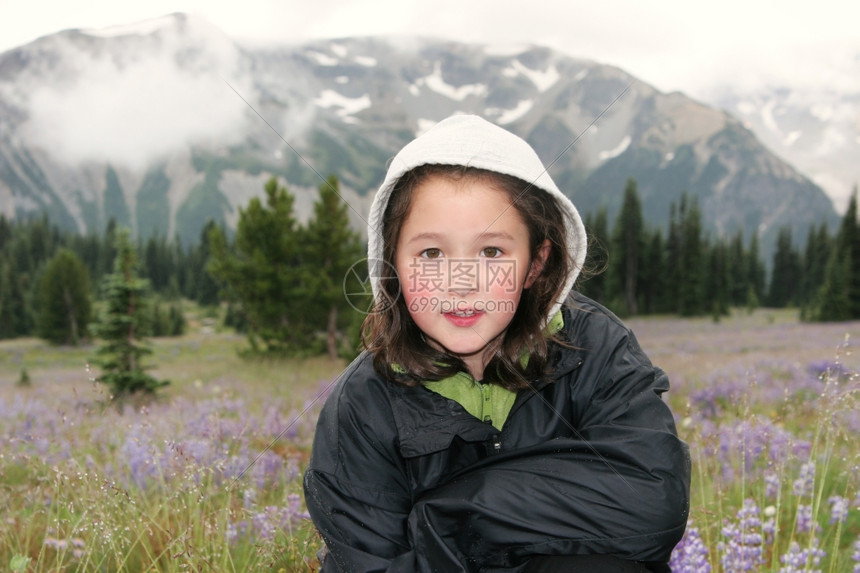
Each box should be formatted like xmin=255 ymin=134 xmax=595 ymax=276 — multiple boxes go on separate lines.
xmin=22 ymin=15 xmax=254 ymax=170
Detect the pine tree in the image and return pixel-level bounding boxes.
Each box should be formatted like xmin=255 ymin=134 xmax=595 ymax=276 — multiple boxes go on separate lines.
xmin=726 ymin=231 xmax=749 ymax=307
xmin=190 ymin=220 xmax=222 ymax=306
xmin=815 ymin=250 xmax=851 ymax=321
xmin=579 ymin=208 xmax=609 ymax=304
xmin=812 ymin=191 xmax=857 ymax=320
xmin=847 ymin=188 xmax=860 ymax=318
xmin=91 ymin=229 xmax=168 ymax=398
xmin=302 ymin=175 xmax=364 ymax=359
xmin=36 ymin=249 xmax=93 ymax=345
xmin=677 ymin=194 xmax=705 ymax=316
xmin=704 ymin=241 xmax=730 ymax=320
xmin=747 ymin=233 xmax=766 ymax=305
xmin=664 ymin=202 xmax=682 ymax=313
xmin=143 ymin=232 xmax=175 ymax=293
xmin=609 ymin=178 xmax=644 ymax=315
xmin=0 ymin=215 xmax=11 ymax=251
xmin=767 ymin=226 xmax=801 ymax=307
xmin=798 ymin=223 xmax=831 ymax=310
xmin=640 ymin=229 xmax=665 ymax=314
xmin=0 ymin=258 xmax=31 ymax=339
xmin=207 ymin=176 xmax=312 ymax=355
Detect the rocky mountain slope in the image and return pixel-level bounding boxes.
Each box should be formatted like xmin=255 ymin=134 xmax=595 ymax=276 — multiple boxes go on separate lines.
xmin=705 ymin=81 xmax=859 ymax=213
xmin=0 ymin=13 xmax=839 ymax=257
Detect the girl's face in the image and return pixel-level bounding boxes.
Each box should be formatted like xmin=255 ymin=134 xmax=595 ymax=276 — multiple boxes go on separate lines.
xmin=394 ymin=174 xmax=548 ymax=380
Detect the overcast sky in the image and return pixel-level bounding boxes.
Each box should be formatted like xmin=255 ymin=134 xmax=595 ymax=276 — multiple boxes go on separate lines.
xmin=3 ymin=0 xmax=859 ymax=98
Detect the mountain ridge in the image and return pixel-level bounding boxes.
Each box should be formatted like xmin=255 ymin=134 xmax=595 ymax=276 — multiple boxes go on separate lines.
xmin=0 ymin=13 xmax=840 ymax=258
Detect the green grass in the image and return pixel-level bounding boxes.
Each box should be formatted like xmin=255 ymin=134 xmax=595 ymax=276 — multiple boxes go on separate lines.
xmin=0 ymin=326 xmax=343 ymax=572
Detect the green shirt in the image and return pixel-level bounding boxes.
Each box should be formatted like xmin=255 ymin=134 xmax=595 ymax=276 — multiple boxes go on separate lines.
xmin=423 ymin=311 xmax=564 ymax=431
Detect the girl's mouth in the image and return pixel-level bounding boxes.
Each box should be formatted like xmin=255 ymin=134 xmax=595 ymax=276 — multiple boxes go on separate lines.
xmin=443 ymin=309 xmax=483 ymax=326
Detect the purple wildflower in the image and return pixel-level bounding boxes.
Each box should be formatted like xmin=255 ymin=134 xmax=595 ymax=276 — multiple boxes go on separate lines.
xmin=828 ymin=495 xmax=849 ymax=524
xmin=700 ymin=417 xmax=810 ymax=484
xmin=669 ymin=525 xmax=711 ymax=572
xmin=229 ymin=493 xmax=311 ymax=542
xmin=121 ymin=434 xmax=159 ymax=489
xmin=719 ymin=499 xmax=765 ymax=571
xmin=764 ymin=471 xmax=780 ymax=499
xmin=778 ymin=540 xmax=825 ymax=573
xmin=793 ymin=462 xmax=815 ymax=497
xmin=762 ymin=506 xmax=777 ymax=543
xmin=795 ymin=504 xmax=821 ymax=535
xmin=807 ymin=360 xmax=854 ymax=383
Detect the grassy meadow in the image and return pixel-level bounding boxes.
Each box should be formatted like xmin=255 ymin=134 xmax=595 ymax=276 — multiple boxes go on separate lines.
xmin=1 ymin=308 xmax=859 ymax=571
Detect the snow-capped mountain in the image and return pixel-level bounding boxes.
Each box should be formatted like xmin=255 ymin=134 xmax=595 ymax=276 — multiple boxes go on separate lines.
xmin=706 ymin=81 xmax=859 ymax=213
xmin=0 ymin=13 xmax=840 ymax=257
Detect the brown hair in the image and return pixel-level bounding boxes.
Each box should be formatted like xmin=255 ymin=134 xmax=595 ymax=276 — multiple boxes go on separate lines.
xmin=361 ymin=164 xmax=576 ymax=390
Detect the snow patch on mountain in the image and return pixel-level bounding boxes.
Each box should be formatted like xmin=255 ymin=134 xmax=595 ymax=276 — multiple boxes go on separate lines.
xmin=784 ymin=131 xmax=802 ymax=146
xmin=306 ymin=50 xmax=338 ymax=66
xmin=313 ymin=89 xmax=371 ymax=122
xmin=422 ymin=62 xmax=487 ymax=101
xmin=354 ymin=55 xmax=377 ymax=67
xmin=598 ymin=135 xmax=632 ymax=160
xmin=330 ymin=43 xmax=348 ymax=58
xmin=487 ymin=100 xmax=533 ymax=124
xmin=761 ymin=100 xmax=779 ymax=132
xmin=511 ymin=60 xmax=559 ymax=93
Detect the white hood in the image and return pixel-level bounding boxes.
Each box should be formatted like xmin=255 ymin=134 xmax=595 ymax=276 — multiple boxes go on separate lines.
xmin=367 ymin=114 xmax=587 ymax=321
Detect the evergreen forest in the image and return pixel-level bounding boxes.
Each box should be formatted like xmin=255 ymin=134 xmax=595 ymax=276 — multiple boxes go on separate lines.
xmin=2 ymin=176 xmax=859 ymax=357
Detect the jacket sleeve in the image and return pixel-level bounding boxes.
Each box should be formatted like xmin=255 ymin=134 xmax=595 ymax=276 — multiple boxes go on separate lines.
xmin=405 ymin=309 xmax=691 ymax=569
xmin=303 ymin=359 xmax=420 ymax=573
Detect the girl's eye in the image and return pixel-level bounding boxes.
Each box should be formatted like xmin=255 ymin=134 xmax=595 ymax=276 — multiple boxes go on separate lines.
xmin=481 ymin=247 xmax=503 ymax=258
xmin=421 ymin=248 xmax=442 ymax=259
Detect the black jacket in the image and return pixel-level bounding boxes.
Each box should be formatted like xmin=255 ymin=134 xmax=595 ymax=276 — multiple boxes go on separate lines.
xmin=303 ymin=293 xmax=691 ymax=572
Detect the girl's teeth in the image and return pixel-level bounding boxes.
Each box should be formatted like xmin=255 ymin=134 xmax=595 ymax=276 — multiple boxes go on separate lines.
xmin=452 ymin=309 xmax=475 ymax=317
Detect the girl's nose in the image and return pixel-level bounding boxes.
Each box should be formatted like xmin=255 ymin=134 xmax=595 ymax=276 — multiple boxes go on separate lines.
xmin=446 ymin=260 xmax=480 ymax=296
xmin=448 ymin=286 xmax=476 ymax=297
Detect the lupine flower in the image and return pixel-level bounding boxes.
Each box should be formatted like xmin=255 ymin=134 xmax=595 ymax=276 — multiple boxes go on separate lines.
xmin=762 ymin=508 xmax=777 ymax=544
xmin=229 ymin=493 xmax=311 ymax=542
xmin=719 ymin=499 xmax=765 ymax=571
xmin=795 ymin=504 xmax=821 ymax=535
xmin=700 ymin=417 xmax=810 ymax=484
xmin=764 ymin=471 xmax=780 ymax=499
xmin=793 ymin=462 xmax=815 ymax=497
xmin=828 ymin=495 xmax=849 ymax=524
xmin=807 ymin=360 xmax=854 ymax=383
xmin=669 ymin=525 xmax=711 ymax=573
xmin=778 ymin=540 xmax=825 ymax=573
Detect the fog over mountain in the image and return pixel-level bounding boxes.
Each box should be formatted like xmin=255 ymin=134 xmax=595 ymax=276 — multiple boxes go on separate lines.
xmin=0 ymin=13 xmax=842 ymax=259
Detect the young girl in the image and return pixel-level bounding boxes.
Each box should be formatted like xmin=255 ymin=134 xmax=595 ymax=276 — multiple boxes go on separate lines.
xmin=304 ymin=115 xmax=690 ymax=572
